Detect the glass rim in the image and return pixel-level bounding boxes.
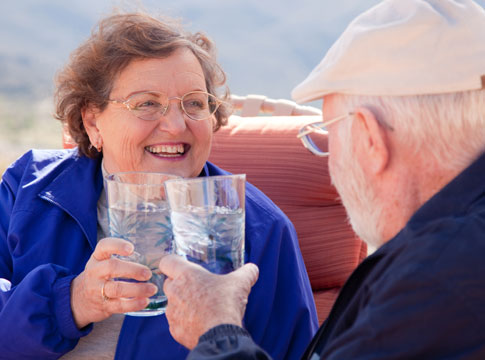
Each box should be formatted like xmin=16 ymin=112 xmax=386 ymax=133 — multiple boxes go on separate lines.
xmin=164 ymin=173 xmax=246 ymax=185
xmin=104 ymin=171 xmax=181 ymax=185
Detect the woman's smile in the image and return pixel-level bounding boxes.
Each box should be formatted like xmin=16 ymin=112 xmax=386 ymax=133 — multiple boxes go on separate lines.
xmin=145 ymin=143 xmax=190 ymax=159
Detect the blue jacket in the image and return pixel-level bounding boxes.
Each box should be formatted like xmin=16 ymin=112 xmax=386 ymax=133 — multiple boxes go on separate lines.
xmin=0 ymin=149 xmax=318 ymax=359
xmin=187 ymin=150 xmax=485 ymax=359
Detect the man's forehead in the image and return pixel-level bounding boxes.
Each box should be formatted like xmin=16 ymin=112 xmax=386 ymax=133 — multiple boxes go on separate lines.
xmin=322 ymin=94 xmax=341 ymax=112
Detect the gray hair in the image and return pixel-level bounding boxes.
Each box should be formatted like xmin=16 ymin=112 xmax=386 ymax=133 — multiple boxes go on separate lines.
xmin=336 ymin=89 xmax=485 ymax=171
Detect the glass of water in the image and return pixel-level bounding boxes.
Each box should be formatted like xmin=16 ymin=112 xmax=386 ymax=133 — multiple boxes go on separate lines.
xmin=164 ymin=174 xmax=246 ymax=274
xmin=104 ymin=171 xmax=180 ymax=316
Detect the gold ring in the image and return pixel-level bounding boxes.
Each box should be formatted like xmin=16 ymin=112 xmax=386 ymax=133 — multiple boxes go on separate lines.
xmin=101 ymin=281 xmax=110 ymax=302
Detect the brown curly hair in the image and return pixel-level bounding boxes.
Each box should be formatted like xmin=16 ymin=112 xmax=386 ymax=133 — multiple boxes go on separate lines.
xmin=55 ymin=12 xmax=231 ymax=158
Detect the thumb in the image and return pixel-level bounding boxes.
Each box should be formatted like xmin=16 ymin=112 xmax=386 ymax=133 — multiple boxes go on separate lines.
xmin=228 ymin=263 xmax=259 ymax=291
xmin=159 ymin=253 xmax=205 ymax=279
xmin=159 ymin=254 xmax=189 ymax=279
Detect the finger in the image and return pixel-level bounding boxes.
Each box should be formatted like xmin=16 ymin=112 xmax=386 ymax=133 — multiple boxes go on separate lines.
xmin=228 ymin=263 xmax=259 ymax=289
xmin=104 ymin=279 xmax=158 ymax=299
xmin=96 ymin=257 xmax=152 ymax=281
xmin=104 ymin=296 xmax=149 ymax=314
xmin=93 ymin=237 xmax=134 ymax=261
xmin=159 ymin=254 xmax=207 ymax=279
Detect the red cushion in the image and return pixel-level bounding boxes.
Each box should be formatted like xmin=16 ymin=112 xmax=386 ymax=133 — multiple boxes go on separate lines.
xmin=314 ymin=288 xmax=341 ymax=324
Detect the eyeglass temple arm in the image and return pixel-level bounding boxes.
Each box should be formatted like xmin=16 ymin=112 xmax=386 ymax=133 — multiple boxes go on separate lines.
xmin=297 ymin=112 xmax=354 ymax=138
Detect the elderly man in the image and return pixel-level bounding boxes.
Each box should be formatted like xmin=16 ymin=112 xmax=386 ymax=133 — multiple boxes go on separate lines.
xmin=159 ymin=0 xmax=485 ymax=358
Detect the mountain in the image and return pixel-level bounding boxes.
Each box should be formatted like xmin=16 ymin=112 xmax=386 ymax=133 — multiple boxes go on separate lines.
xmin=0 ymin=0 xmax=383 ymax=100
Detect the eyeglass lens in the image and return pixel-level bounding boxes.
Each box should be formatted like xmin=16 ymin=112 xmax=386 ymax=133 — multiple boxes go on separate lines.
xmin=128 ymin=91 xmax=218 ymax=121
xmin=300 ymin=124 xmax=329 ymax=155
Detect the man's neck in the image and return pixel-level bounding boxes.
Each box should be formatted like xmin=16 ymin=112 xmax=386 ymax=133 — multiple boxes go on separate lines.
xmin=377 ymin=154 xmax=462 ymax=246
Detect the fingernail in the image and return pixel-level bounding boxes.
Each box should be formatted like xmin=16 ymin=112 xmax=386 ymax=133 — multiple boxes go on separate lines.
xmin=143 ymin=269 xmax=152 ymax=279
xmin=139 ymin=298 xmax=149 ymax=308
xmin=124 ymin=243 xmax=134 ymax=254
xmin=149 ymin=284 xmax=158 ymax=296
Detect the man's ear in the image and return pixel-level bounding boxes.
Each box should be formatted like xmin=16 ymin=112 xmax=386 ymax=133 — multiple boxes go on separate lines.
xmin=351 ymin=106 xmax=390 ymax=175
xmin=81 ymin=105 xmax=102 ymax=145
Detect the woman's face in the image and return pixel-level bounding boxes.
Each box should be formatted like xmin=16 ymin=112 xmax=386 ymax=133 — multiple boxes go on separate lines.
xmin=83 ymin=48 xmax=213 ymax=178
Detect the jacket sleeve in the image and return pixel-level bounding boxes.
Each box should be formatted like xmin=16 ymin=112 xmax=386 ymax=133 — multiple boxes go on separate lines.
xmin=243 ymin=193 xmax=318 ymax=360
xmin=0 ymin=156 xmax=91 ymax=359
xmin=188 ymin=325 xmax=272 ymax=360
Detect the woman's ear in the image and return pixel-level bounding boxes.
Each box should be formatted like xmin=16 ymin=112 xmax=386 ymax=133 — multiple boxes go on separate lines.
xmin=211 ymin=115 xmax=218 ymax=132
xmin=351 ymin=106 xmax=390 ymax=175
xmin=82 ymin=105 xmax=102 ymax=146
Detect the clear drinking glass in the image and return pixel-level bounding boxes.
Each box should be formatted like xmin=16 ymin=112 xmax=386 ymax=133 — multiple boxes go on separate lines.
xmin=164 ymin=174 xmax=246 ymax=274
xmin=104 ymin=171 xmax=180 ymax=316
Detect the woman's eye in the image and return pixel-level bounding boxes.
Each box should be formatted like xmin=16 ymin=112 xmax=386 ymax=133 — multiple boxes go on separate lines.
xmin=136 ymin=100 xmax=159 ymax=109
xmin=185 ymin=100 xmax=206 ymax=109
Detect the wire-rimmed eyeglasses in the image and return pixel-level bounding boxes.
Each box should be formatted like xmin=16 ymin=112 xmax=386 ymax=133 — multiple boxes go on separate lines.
xmin=297 ymin=113 xmax=354 ymax=157
xmin=108 ymin=90 xmax=222 ymax=121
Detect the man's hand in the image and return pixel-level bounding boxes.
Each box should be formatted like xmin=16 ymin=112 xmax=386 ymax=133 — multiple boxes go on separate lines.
xmin=159 ymin=254 xmax=259 ymax=349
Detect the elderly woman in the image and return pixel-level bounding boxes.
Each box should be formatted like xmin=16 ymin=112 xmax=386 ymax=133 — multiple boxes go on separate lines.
xmin=0 ymin=12 xmax=317 ymax=360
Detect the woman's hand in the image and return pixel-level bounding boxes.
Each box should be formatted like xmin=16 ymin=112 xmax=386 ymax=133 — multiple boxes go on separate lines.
xmin=71 ymin=237 xmax=158 ymax=329
xmin=159 ymin=254 xmax=259 ymax=349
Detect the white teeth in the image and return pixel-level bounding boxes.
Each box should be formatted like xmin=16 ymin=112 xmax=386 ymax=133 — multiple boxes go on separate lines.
xmin=146 ymin=144 xmax=185 ymax=155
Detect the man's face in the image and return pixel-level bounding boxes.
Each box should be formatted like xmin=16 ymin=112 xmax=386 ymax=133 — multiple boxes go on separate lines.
xmin=323 ymin=95 xmax=385 ymax=250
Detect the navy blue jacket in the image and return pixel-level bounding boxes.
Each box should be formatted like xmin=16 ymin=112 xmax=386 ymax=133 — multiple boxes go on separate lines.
xmin=189 ymin=151 xmax=485 ymax=359
xmin=0 ymin=149 xmax=318 ymax=359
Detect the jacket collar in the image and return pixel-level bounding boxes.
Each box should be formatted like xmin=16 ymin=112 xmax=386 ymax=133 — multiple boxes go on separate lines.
xmin=39 ymin=152 xmax=103 ymax=250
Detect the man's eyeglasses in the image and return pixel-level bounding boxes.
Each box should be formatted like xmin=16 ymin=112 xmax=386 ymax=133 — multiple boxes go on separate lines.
xmin=108 ymin=91 xmax=222 ymax=121
xmin=297 ymin=113 xmax=354 ymax=157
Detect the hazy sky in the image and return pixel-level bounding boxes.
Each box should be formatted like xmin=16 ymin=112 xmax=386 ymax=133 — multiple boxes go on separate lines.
xmin=0 ymin=0 xmax=382 ymax=100
xmin=0 ymin=0 xmax=484 ymax=101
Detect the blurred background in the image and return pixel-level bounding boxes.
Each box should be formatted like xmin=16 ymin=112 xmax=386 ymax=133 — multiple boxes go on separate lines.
xmin=1 ymin=0 xmax=484 ymax=174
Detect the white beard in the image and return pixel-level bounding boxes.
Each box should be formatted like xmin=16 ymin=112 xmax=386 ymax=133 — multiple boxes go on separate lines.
xmin=329 ymin=133 xmax=386 ymax=251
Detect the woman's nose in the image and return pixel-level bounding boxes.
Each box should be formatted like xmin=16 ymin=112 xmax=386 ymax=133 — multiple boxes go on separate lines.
xmin=157 ymin=101 xmax=187 ymax=134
